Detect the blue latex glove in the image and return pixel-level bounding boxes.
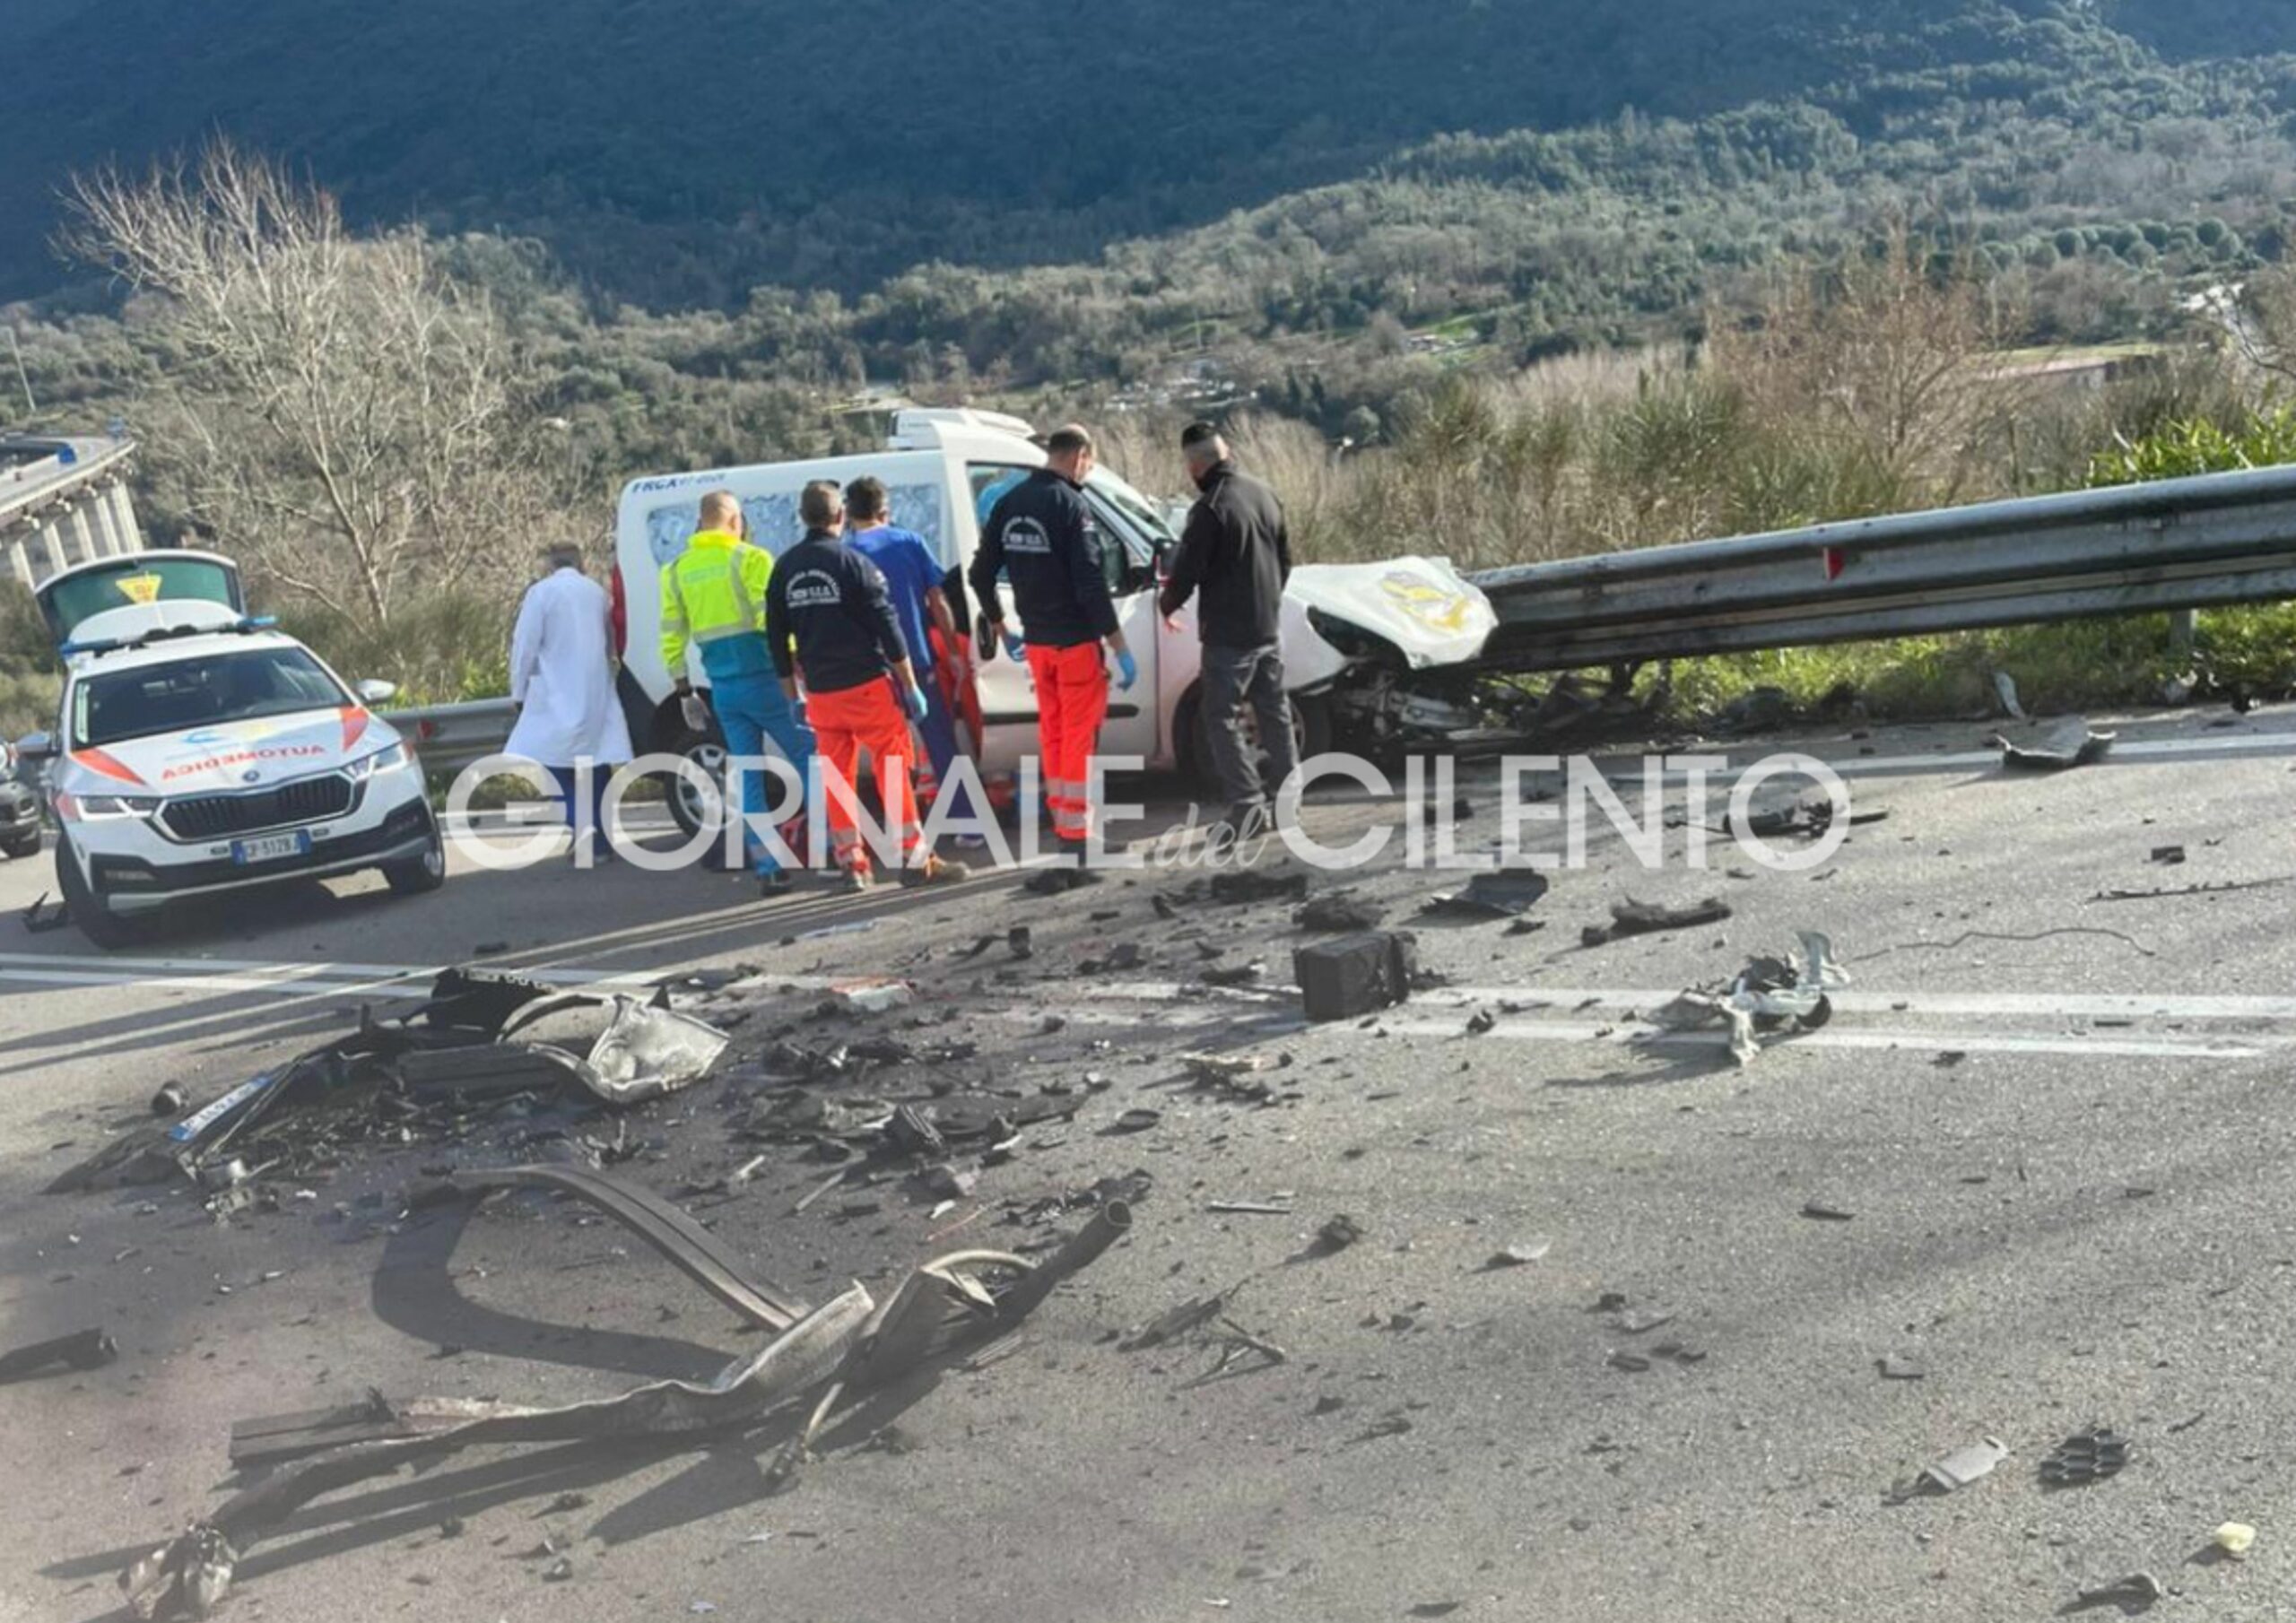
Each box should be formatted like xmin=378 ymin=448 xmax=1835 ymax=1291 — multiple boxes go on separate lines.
xmin=1114 ymin=647 xmax=1139 ymax=691
xmin=907 ymin=681 xmax=930 ymax=719
xmin=1003 ymin=629 xmax=1026 ymax=663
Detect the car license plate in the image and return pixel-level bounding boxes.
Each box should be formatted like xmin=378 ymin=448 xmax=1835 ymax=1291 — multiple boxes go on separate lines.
xmin=231 ymin=831 xmax=312 ymax=864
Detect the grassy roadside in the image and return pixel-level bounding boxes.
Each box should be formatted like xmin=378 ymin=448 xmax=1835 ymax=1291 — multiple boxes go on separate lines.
xmin=1658 ymin=603 xmax=2296 ymax=725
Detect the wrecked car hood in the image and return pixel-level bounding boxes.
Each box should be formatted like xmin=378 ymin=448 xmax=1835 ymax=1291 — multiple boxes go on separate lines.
xmin=1286 ymin=556 xmax=1495 ymax=670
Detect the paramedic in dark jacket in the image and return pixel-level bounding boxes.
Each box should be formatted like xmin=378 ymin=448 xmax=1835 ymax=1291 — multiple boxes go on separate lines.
xmin=968 ymin=423 xmax=1136 ymax=856
xmin=767 ymin=480 xmax=967 ymax=891
xmin=1159 ymin=421 xmax=1296 ymax=833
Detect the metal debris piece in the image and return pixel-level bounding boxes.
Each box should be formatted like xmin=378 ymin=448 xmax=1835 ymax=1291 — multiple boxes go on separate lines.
xmin=126 ymin=1198 xmax=1135 ymax=1614
xmin=419 ymin=1164 xmax=809 ymax=1333
xmin=1876 ymin=1355 xmax=1926 ymax=1381
xmin=1296 ymin=893 xmax=1384 ymax=933
xmin=1208 ymin=868 xmax=1309 ymax=905
xmin=1023 ymin=865 xmax=1098 ymax=895
xmin=2040 ymin=1428 xmax=2131 ymax=1487
xmin=1920 ymin=1436 xmax=2009 ymax=1492
xmin=1200 ymin=961 xmax=1267 ymax=988
xmin=1421 ymin=868 xmax=1550 ymax=920
xmin=2150 ymin=846 xmax=2187 ymax=866
xmin=1483 ymin=1240 xmax=1551 ymax=1270
xmin=1123 ymin=1289 xmax=1234 ymax=1352
xmin=2070 ymin=1572 xmax=2161 ymax=1611
xmin=1206 ymin=1199 xmax=1292 ymax=1216
xmin=1645 ymin=930 xmax=1844 ymax=1066
xmin=23 ymin=890 xmax=67 ymax=933
xmin=561 ymin=996 xmax=729 ymax=1105
xmin=1007 ymin=925 xmax=1033 ymax=959
xmin=1800 ymin=1202 xmax=1854 ymax=1222
xmin=1582 ymin=895 xmax=1732 ymax=948
xmin=1992 ymin=671 xmax=2028 ymax=721
xmin=1465 ymin=1008 xmax=1496 ymax=1037
xmin=1317 ymin=1214 xmax=1364 ymax=1252
xmin=1109 ymin=1107 xmax=1162 ymax=1134
xmin=831 ymin=979 xmax=914 ymax=1014
xmin=1996 ymin=718 xmax=2116 ymax=771
xmin=149 ymin=1083 xmax=187 ymax=1117
xmin=0 ymin=1326 xmax=117 ymax=1384
xmin=396 ymin=1044 xmax=589 ymax=1101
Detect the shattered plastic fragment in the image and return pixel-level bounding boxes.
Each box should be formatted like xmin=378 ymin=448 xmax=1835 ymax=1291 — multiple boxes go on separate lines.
xmin=2214 ymin=1523 xmax=2256 ymax=1558
xmin=1921 ymin=1436 xmax=2009 ymax=1492
xmin=1996 ymin=718 xmax=2115 ymax=771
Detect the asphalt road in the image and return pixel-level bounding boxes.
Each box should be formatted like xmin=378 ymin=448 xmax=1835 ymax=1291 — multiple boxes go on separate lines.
xmin=4 ymin=707 xmax=2296 ymax=1623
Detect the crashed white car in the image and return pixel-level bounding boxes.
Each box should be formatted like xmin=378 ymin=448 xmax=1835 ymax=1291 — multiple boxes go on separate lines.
xmin=35 ymin=554 xmax=443 ymax=948
xmin=612 ymin=409 xmax=1504 ymax=834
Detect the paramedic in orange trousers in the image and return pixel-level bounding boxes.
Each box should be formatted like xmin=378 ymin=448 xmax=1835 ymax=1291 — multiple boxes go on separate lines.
xmin=966 ymin=423 xmax=1136 ymax=864
xmin=764 ymin=480 xmax=969 ymax=892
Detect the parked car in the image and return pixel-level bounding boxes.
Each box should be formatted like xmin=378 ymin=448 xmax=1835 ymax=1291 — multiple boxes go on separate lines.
xmin=27 ymin=551 xmax=443 ymax=948
xmin=612 ymin=408 xmax=1500 ymax=837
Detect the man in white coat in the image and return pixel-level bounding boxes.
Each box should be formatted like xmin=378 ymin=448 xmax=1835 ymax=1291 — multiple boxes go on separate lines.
xmin=507 ymin=542 xmax=634 ymax=864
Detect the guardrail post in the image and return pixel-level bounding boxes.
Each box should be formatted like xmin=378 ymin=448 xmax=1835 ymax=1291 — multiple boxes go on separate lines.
xmin=2168 ymin=608 xmax=2196 ymax=667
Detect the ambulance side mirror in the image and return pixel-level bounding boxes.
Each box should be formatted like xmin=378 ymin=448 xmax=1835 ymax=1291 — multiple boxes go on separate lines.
xmin=354 ymin=679 xmax=399 ymax=706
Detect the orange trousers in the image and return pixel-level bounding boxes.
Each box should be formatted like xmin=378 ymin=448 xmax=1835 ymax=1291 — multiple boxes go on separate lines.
xmin=1027 ymin=641 xmax=1109 ymax=845
xmin=809 ymin=679 xmax=921 ymax=875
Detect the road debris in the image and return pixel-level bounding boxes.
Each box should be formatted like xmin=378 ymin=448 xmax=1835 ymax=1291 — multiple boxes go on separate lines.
xmin=2150 ymin=845 xmax=2187 ymax=865
xmin=149 ymin=1082 xmax=187 ymax=1117
xmin=1918 ymin=1436 xmax=2009 ymax=1493
xmin=1420 ymin=868 xmax=1549 ymax=920
xmin=1208 ymin=868 xmax=1310 ymax=905
xmin=22 ymin=890 xmax=67 ymax=933
xmin=1643 ymin=931 xmax=1845 ymax=1065
xmin=122 ymin=1176 xmax=1135 ymax=1617
xmin=1995 ymin=718 xmax=2115 ymax=771
xmin=2213 ymin=1522 xmax=2256 ymax=1558
xmin=0 ymin=1325 xmax=117 ymax=1383
xmin=1876 ymin=1355 xmax=1926 ymax=1381
xmin=1317 ymin=1214 xmax=1365 ymax=1252
xmin=1296 ymin=933 xmax=1417 ymax=1022
xmin=1482 ymin=1239 xmax=1551 ymax=1270
xmin=1799 ymin=1201 xmax=1854 ymax=1222
xmin=831 ymin=979 xmax=915 ymax=1014
xmin=2092 ymin=875 xmax=2296 ymax=903
xmin=1582 ymin=896 xmax=1731 ymax=947
xmin=2070 ymin=1573 xmax=2161 ymax=1611
xmin=2041 ymin=1428 xmax=2131 ymax=1487
xmin=1297 ymin=893 xmax=1385 ymax=933
xmin=1206 ymin=1199 xmax=1293 ymax=1217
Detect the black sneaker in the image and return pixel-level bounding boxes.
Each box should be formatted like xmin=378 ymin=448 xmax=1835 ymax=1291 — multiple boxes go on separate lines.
xmin=757 ymin=870 xmax=795 ymax=898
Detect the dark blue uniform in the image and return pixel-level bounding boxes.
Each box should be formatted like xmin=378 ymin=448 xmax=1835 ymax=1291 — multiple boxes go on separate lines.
xmin=969 ymin=469 xmax=1118 ymax=648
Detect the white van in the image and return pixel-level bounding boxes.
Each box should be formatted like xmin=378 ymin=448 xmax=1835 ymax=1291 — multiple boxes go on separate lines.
xmin=610 ymin=408 xmax=1497 ymax=837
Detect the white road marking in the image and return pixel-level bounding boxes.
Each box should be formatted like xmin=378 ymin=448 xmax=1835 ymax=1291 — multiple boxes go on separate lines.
xmin=1647 ymin=729 xmax=2296 ymax=782
xmin=1370 ymin=1019 xmax=2283 ymax=1062
xmin=14 ymin=946 xmax=2296 ymax=1063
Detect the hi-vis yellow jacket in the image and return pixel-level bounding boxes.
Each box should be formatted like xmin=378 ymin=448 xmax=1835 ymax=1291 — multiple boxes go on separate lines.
xmin=659 ymin=530 xmax=777 ymax=681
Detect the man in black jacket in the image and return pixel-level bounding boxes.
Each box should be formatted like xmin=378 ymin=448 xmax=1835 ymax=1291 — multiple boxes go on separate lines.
xmin=969 ymin=423 xmax=1137 ymax=857
xmin=1159 ymin=422 xmax=1296 ymax=833
xmin=767 ymin=480 xmax=967 ymax=891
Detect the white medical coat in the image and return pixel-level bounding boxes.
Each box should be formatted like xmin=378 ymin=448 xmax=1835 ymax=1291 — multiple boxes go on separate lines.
xmin=504 ymin=568 xmax=634 ymax=767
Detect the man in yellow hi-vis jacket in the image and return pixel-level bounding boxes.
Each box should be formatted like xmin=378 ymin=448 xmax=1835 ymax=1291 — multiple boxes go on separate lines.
xmin=661 ymin=490 xmax=816 ymax=893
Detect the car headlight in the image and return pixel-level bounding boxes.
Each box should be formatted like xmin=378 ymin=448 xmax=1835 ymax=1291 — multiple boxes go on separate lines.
xmin=344 ymin=742 xmax=410 ymax=781
xmin=56 ymin=790 xmax=161 ymax=821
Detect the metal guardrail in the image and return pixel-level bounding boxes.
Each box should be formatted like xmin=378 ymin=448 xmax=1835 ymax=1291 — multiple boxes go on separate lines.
xmin=378 ymin=697 xmax=517 ymax=777
xmin=1470 ymin=463 xmax=2296 ymax=672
